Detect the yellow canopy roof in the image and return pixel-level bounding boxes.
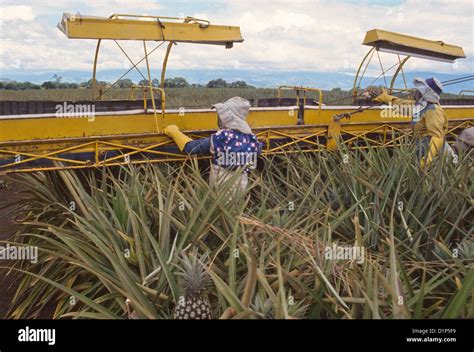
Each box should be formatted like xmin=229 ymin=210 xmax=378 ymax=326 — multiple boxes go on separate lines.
xmin=58 ymin=13 xmax=243 ymax=48
xmin=363 ymin=29 xmax=466 ymax=63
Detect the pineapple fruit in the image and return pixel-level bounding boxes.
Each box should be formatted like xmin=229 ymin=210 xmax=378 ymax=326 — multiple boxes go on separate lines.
xmin=174 ymin=250 xmax=212 ymax=320
xmin=364 ymin=85 xmax=384 ymax=100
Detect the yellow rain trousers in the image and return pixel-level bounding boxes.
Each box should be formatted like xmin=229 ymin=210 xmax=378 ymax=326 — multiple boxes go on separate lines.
xmin=374 ymin=91 xmax=448 ymax=167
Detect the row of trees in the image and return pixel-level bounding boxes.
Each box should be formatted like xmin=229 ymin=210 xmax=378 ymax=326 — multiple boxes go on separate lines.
xmin=0 ymin=77 xmax=254 ymax=90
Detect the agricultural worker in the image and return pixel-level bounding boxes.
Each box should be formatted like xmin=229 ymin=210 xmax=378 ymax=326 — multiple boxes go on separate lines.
xmin=366 ymin=77 xmax=450 ymax=168
xmin=164 ymin=97 xmax=262 ymax=191
xmin=453 ymin=127 xmax=474 ymax=155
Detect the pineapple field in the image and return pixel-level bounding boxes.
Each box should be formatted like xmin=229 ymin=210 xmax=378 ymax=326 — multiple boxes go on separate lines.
xmin=0 ymin=88 xmax=466 ymax=107
xmin=1 ymin=140 xmax=472 ymax=319
xmin=0 ymin=87 xmax=351 ymax=107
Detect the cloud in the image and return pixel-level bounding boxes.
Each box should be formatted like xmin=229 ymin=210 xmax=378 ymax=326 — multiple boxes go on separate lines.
xmin=207 ymin=0 xmax=474 ymax=74
xmin=0 ymin=0 xmax=472 ymax=85
xmin=0 ymin=5 xmax=35 ymax=21
xmin=151 ymin=0 xmax=473 ymax=80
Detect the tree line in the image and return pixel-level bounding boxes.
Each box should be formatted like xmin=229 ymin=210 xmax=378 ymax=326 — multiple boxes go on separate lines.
xmin=0 ymin=76 xmax=254 ymax=90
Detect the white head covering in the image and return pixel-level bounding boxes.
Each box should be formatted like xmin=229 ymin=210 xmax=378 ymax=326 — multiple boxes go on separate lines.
xmin=412 ymin=77 xmax=443 ymax=122
xmin=413 ymin=77 xmax=443 ymax=104
xmin=454 ymin=127 xmax=474 ymax=152
xmin=212 ymin=97 xmax=253 ymax=134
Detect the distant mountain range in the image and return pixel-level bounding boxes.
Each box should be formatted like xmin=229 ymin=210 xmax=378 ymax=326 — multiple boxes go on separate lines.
xmin=1 ymin=69 xmax=472 ymax=93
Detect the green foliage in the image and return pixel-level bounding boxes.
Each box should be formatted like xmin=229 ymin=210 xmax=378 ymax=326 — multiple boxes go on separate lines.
xmin=206 ymin=78 xmax=253 ymax=88
xmin=0 ymin=81 xmax=41 ymax=90
xmin=115 ymin=79 xmax=134 ymax=88
xmin=0 ymin=77 xmax=254 ymax=93
xmin=0 ymin=178 xmax=8 ymax=190
xmin=206 ymin=78 xmax=228 ymax=88
xmin=1 ymin=142 xmax=472 ymax=319
xmin=79 ymin=79 xmax=107 ymax=89
xmin=0 ymin=87 xmax=341 ymax=107
xmin=163 ymin=77 xmax=190 ymax=88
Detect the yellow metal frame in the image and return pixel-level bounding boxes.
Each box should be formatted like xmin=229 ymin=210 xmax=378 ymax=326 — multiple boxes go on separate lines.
xmin=363 ymin=29 xmax=466 ymax=62
xmin=352 ymin=47 xmax=375 ymax=101
xmin=129 ymin=85 xmax=166 ymax=111
xmin=277 ymin=85 xmax=323 ymax=122
xmin=1 ymin=107 xmax=471 ymax=174
xmin=352 ymin=48 xmax=412 ymax=102
xmin=1 ymin=21 xmax=472 ymax=174
xmin=62 ymin=12 xmax=243 ymax=116
xmin=278 ymin=86 xmax=323 ymax=107
xmin=1 ymin=120 xmax=470 ymax=174
xmin=59 ymin=13 xmax=242 ymax=43
xmin=389 ymin=55 xmax=410 ymax=93
xmin=352 ymin=29 xmax=466 ymax=103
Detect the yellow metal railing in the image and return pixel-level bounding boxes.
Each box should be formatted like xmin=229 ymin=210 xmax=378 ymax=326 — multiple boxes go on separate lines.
xmin=3 ymin=120 xmax=471 ymax=174
xmin=277 ymin=86 xmax=324 ymax=124
xmin=129 ymin=85 xmax=166 ymax=112
xmin=1 ymin=119 xmax=471 ymax=174
xmin=277 ymin=86 xmax=323 ymax=107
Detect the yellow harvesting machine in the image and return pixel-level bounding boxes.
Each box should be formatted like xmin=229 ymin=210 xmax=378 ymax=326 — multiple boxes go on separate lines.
xmin=0 ymin=13 xmax=472 ymax=173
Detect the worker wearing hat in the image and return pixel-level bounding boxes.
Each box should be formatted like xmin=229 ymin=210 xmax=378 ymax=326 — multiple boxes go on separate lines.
xmin=368 ymin=77 xmax=449 ymax=168
xmin=164 ymin=97 xmax=262 ymax=191
xmin=453 ymin=127 xmax=474 ymax=155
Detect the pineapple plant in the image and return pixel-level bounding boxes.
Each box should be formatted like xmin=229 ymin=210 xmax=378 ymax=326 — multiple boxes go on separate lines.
xmin=174 ymin=250 xmax=212 ymax=320
xmin=363 ymin=85 xmax=384 ymax=100
xmin=0 ymin=178 xmax=8 ymax=190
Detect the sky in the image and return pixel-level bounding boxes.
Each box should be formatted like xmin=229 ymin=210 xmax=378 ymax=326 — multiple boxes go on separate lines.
xmin=0 ymin=0 xmax=473 ymax=86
